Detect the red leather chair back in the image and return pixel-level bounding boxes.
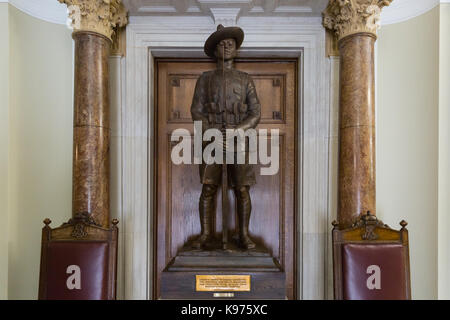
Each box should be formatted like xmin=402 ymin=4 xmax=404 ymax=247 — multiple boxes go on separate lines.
xmin=333 ymin=213 xmax=411 ymax=300
xmin=342 ymin=243 xmax=408 ymax=300
xmin=39 ymin=215 xmax=118 ymax=300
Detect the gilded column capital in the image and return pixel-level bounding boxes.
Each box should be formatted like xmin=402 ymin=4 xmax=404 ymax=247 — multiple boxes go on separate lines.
xmin=323 ymin=0 xmax=393 ymax=41
xmin=58 ymin=0 xmax=128 ymax=41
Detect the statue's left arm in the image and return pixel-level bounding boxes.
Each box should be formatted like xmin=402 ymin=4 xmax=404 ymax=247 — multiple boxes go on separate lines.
xmin=190 ymin=74 xmax=210 ymax=131
xmin=235 ymin=75 xmax=261 ymax=131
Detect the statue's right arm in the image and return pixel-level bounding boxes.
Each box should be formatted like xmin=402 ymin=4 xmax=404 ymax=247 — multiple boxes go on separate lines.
xmin=190 ymin=74 xmax=210 ymax=130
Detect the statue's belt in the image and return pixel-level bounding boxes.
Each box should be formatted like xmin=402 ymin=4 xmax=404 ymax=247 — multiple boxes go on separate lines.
xmin=206 ymin=102 xmax=248 ymax=124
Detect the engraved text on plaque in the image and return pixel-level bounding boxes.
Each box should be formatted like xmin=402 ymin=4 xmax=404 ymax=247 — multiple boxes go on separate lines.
xmin=196 ymin=275 xmax=251 ymax=292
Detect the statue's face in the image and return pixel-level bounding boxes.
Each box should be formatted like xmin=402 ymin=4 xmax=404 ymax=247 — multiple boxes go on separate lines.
xmin=214 ymin=38 xmax=237 ymax=61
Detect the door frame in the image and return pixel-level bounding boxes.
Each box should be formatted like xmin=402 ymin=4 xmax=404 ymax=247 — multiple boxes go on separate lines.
xmin=118 ymin=15 xmax=337 ymax=300
xmin=153 ymin=57 xmax=299 ymax=299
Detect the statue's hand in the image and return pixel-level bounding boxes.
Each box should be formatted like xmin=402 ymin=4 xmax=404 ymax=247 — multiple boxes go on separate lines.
xmin=218 ymin=127 xmax=246 ymax=152
xmin=217 ymin=128 xmax=234 ymax=152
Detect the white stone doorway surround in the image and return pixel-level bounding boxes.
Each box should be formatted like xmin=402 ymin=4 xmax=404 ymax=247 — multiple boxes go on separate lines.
xmin=111 ymin=15 xmax=339 ymax=300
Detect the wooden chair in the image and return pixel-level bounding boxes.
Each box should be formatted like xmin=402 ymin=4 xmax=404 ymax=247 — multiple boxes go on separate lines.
xmin=332 ymin=212 xmax=411 ymax=300
xmin=38 ymin=213 xmax=118 ymax=300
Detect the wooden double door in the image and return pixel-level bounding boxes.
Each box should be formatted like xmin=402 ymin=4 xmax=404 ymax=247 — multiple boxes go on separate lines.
xmin=154 ymin=58 xmax=298 ymax=299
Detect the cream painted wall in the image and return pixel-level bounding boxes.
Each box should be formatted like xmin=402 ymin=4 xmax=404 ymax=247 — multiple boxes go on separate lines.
xmin=438 ymin=3 xmax=450 ymax=300
xmin=0 ymin=3 xmax=10 ymax=300
xmin=377 ymin=7 xmax=440 ymax=299
xmin=8 ymin=5 xmax=73 ymax=299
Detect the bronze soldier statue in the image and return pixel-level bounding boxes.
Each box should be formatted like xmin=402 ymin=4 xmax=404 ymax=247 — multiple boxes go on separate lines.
xmin=190 ymin=25 xmax=261 ymax=250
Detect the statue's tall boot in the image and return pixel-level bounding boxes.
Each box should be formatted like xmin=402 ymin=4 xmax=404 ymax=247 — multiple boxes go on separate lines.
xmin=192 ymin=184 xmax=218 ymax=249
xmin=235 ymin=186 xmax=256 ymax=249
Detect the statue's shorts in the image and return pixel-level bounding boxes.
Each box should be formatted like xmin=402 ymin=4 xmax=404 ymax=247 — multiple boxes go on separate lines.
xmin=199 ymin=151 xmax=256 ymax=187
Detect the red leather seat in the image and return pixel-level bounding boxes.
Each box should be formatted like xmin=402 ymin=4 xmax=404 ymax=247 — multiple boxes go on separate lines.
xmin=46 ymin=242 xmax=109 ymax=300
xmin=39 ymin=216 xmax=118 ymax=300
xmin=332 ymin=212 xmax=411 ymax=300
xmin=342 ymin=243 xmax=408 ymax=300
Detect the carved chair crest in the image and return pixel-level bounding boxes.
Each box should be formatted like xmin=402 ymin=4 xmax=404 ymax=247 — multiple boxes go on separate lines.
xmin=332 ymin=211 xmax=408 ymax=241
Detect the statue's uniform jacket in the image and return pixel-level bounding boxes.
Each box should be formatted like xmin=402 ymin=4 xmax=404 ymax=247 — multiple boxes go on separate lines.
xmin=191 ymin=68 xmax=261 ymax=187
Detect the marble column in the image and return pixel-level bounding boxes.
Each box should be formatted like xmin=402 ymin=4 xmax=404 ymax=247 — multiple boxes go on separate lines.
xmin=59 ymin=0 xmax=127 ymax=228
xmin=323 ymin=0 xmax=392 ymax=228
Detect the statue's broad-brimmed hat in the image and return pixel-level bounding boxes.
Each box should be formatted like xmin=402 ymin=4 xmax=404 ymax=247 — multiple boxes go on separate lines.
xmin=204 ymin=24 xmax=244 ymax=58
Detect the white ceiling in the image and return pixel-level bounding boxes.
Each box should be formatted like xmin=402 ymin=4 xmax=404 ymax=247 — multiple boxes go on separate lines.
xmin=2 ymin=0 xmax=449 ymax=26
xmin=122 ymin=0 xmax=329 ymax=19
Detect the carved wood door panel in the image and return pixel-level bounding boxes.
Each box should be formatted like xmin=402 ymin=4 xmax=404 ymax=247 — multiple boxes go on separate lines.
xmin=154 ymin=59 xmax=297 ymax=299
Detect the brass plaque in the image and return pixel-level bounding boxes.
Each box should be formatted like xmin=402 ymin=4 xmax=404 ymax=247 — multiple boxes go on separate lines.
xmin=196 ymin=275 xmax=251 ymax=292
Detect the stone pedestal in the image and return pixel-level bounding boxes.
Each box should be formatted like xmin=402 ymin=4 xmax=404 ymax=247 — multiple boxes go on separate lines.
xmin=161 ymin=241 xmax=285 ymax=300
